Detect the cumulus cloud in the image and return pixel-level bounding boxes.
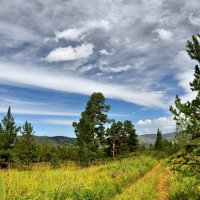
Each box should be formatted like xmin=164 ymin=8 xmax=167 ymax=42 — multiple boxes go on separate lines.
xmin=55 ymin=29 xmax=84 ymax=41
xmin=136 ymin=117 xmax=175 ymax=131
xmin=154 ymin=29 xmax=173 ymax=41
xmin=136 ymin=119 xmax=152 ymax=126
xmin=45 ymin=43 xmax=94 ymax=62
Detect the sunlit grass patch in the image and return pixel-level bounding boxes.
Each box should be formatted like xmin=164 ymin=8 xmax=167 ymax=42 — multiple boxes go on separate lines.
xmin=169 ymin=172 xmax=200 ymax=200
xmin=0 ymin=155 xmax=157 ymax=200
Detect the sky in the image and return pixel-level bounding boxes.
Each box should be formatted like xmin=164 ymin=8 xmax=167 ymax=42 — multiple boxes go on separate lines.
xmin=0 ymin=0 xmax=199 ymax=137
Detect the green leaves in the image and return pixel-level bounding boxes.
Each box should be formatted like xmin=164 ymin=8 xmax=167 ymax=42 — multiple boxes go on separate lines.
xmin=73 ymin=92 xmax=111 ymax=164
xmin=170 ymin=34 xmax=200 ymax=139
xmin=186 ymin=34 xmax=200 ymax=63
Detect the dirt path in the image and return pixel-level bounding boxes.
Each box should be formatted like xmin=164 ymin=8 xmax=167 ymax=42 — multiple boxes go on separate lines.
xmin=112 ymin=162 xmax=170 ymax=200
xmin=157 ymin=167 xmax=171 ymax=200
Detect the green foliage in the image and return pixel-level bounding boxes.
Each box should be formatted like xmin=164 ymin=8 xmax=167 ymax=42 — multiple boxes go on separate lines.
xmin=50 ymin=153 xmax=60 ymax=169
xmin=0 ymin=107 xmax=20 ymax=150
xmin=0 ymin=107 xmax=20 ymax=168
xmin=170 ymin=34 xmax=200 ymax=139
xmin=15 ymin=121 xmax=37 ymax=165
xmin=168 ymin=34 xmax=200 ymax=199
xmin=124 ymin=120 xmax=138 ymax=152
xmin=167 ymin=137 xmax=200 ymax=199
xmin=154 ymin=128 xmax=163 ymax=150
xmin=186 ymin=33 xmax=200 ymax=62
xmin=106 ymin=121 xmax=138 ymax=158
xmin=168 ymin=139 xmax=200 ymax=179
xmin=169 ymin=172 xmax=200 ymax=200
xmin=73 ymin=92 xmax=110 ymax=164
xmin=106 ymin=121 xmax=123 ymax=158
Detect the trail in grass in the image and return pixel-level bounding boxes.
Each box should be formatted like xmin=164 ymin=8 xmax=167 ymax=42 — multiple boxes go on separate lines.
xmin=157 ymin=167 xmax=171 ymax=200
xmin=112 ymin=162 xmax=170 ymax=200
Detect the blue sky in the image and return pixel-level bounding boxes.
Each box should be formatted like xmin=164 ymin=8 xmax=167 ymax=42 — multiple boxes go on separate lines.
xmin=0 ymin=0 xmax=199 ymax=137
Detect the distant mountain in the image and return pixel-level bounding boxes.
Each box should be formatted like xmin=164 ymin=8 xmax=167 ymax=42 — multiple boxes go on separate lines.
xmin=33 ymin=136 xmax=76 ymax=145
xmin=138 ymin=132 xmax=175 ymax=146
xmin=32 ymin=132 xmax=175 ymax=146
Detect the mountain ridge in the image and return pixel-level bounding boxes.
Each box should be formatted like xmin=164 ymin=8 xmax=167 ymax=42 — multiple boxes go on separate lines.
xmin=32 ymin=133 xmax=174 ymax=146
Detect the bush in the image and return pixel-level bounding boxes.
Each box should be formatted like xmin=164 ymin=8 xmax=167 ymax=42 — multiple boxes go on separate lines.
xmin=50 ymin=153 xmax=60 ymax=169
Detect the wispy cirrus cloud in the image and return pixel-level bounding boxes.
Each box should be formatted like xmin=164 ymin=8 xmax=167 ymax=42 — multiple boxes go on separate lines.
xmin=0 ymin=62 xmax=166 ymax=108
xmin=100 ymin=64 xmax=132 ymax=73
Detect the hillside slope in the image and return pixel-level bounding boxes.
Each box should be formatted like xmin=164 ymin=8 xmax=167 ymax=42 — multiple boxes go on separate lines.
xmin=32 ymin=133 xmax=174 ymax=146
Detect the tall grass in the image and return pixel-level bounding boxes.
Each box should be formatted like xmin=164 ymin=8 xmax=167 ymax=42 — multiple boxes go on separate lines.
xmin=169 ymin=172 xmax=200 ymax=200
xmin=0 ymin=155 xmax=157 ymax=200
xmin=113 ymin=163 xmax=168 ymax=200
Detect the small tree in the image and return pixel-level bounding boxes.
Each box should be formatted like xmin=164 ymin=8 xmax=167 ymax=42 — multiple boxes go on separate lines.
xmin=0 ymin=107 xmax=20 ymax=168
xmin=124 ymin=120 xmax=138 ymax=152
xmin=106 ymin=121 xmax=122 ymax=159
xmin=15 ymin=121 xmax=37 ymax=165
xmin=0 ymin=107 xmax=20 ymax=150
xmin=154 ymin=128 xmax=163 ymax=150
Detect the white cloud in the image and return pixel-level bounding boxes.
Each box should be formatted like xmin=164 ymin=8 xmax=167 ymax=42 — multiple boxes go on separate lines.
xmin=100 ymin=65 xmax=132 ymax=73
xmin=189 ymin=13 xmax=200 ymax=26
xmin=55 ymin=28 xmax=84 ymax=41
xmin=45 ymin=43 xmax=94 ymax=62
xmin=99 ymin=49 xmax=112 ymax=56
xmin=154 ymin=29 xmax=173 ymax=41
xmin=173 ymin=50 xmax=197 ymax=103
xmin=136 ymin=119 xmax=152 ymax=126
xmin=54 ymin=20 xmax=111 ymax=42
xmin=0 ymin=62 xmax=166 ymax=108
xmin=136 ymin=116 xmax=175 ymax=130
xmin=86 ymin=20 xmax=111 ymax=31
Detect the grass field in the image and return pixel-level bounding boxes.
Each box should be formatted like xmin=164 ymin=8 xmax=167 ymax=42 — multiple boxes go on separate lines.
xmin=169 ymin=172 xmax=200 ymax=200
xmin=0 ymin=155 xmax=158 ymax=200
xmin=113 ymin=162 xmax=170 ymax=200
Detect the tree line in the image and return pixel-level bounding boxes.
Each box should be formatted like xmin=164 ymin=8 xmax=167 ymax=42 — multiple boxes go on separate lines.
xmin=0 ymin=93 xmax=139 ymax=168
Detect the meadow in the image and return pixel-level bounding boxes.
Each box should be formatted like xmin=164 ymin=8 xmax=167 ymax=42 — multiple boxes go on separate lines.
xmin=0 ymin=155 xmax=158 ymax=200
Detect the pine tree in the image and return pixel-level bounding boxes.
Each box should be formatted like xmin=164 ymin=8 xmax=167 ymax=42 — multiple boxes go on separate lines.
xmin=73 ymin=92 xmax=110 ymax=163
xmin=0 ymin=107 xmax=20 ymax=150
xmin=170 ymin=34 xmax=200 ymax=139
xmin=0 ymin=107 xmax=20 ymax=168
xmin=154 ymin=128 xmax=163 ymax=150
xmin=15 ymin=121 xmax=37 ymax=165
xmin=124 ymin=120 xmax=138 ymax=152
